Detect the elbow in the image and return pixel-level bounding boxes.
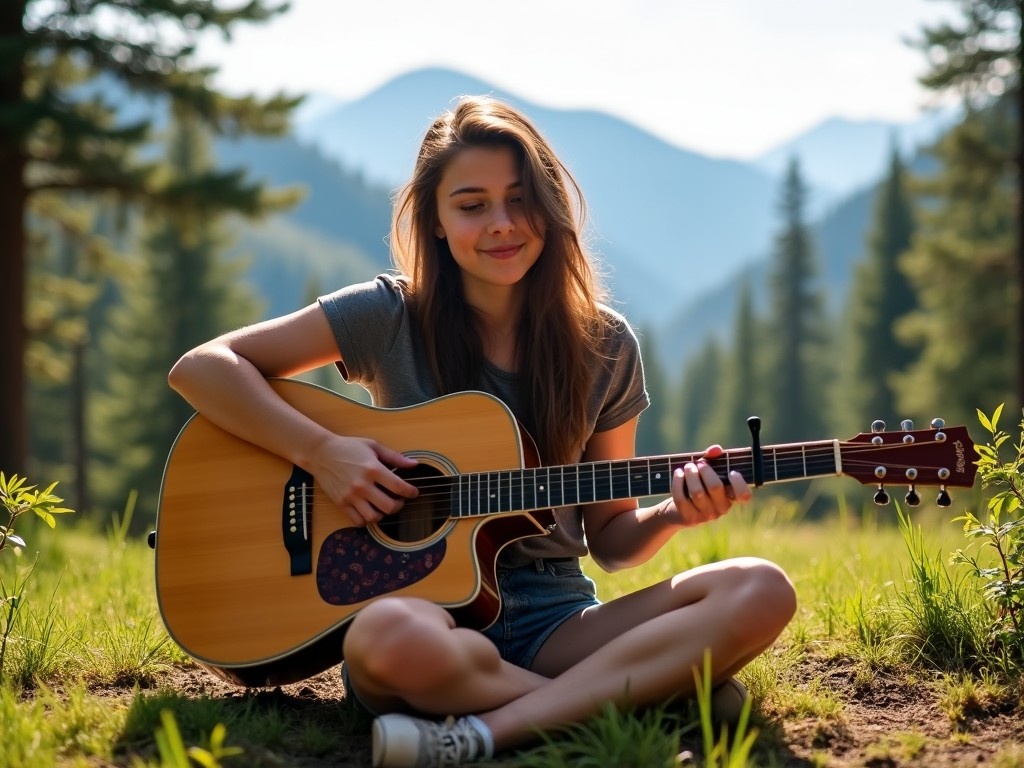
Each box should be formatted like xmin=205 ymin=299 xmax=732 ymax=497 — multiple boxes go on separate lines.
xmin=167 ymin=346 xmax=210 ymax=399
xmin=587 ymin=549 xmax=632 ymax=574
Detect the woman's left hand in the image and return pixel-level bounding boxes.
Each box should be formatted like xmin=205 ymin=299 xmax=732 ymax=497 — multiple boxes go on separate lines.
xmin=670 ymin=444 xmax=752 ymax=527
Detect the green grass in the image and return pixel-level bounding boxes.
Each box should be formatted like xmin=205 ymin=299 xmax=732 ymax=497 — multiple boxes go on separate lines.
xmin=0 ymin=491 xmax=1017 ymax=767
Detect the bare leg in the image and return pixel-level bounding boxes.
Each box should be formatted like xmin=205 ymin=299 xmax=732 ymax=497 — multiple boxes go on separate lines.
xmin=345 ymin=557 xmax=795 ymax=753
xmin=342 ymin=597 xmax=550 ymax=715
xmin=483 ymin=557 xmax=796 ymax=749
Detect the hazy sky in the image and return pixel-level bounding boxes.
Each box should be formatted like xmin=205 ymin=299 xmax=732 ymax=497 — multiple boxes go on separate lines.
xmin=194 ymin=0 xmax=958 ymax=159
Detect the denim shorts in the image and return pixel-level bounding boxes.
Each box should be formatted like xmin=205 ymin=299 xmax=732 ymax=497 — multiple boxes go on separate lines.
xmin=341 ymin=558 xmax=600 ymax=713
xmin=480 ymin=557 xmax=601 ymax=669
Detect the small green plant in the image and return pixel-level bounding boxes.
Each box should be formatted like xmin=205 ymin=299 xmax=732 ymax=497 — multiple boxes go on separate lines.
xmin=151 ymin=709 xmax=244 ymax=768
xmin=0 ymin=472 xmax=73 ymax=682
xmin=952 ymin=405 xmax=1024 ymax=669
xmin=0 ymin=472 xmax=73 ymax=554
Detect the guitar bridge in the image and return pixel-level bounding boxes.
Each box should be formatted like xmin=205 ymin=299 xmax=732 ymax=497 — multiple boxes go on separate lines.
xmin=282 ymin=466 xmax=314 ymax=575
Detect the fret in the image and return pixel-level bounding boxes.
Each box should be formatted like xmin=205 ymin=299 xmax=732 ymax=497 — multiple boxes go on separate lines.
xmin=502 ymin=470 xmax=513 ymax=513
xmin=611 ymin=462 xmax=632 ymax=499
xmin=563 ymin=465 xmax=579 ymax=506
xmin=536 ymin=466 xmax=549 ymax=508
xmin=510 ymin=469 xmax=523 ymax=512
xmin=591 ymin=461 xmax=610 ymax=502
xmin=801 ymin=445 xmax=807 ymax=478
xmin=551 ymin=465 xmax=564 ymax=506
xmin=772 ymin=447 xmax=779 ymax=481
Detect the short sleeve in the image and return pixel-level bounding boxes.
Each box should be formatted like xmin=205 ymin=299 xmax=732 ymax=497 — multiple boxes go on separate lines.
xmin=592 ymin=309 xmax=650 ymax=433
xmin=317 ymin=275 xmax=407 ymax=385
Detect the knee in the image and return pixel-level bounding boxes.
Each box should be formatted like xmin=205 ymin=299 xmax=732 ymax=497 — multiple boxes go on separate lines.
xmin=726 ymin=558 xmax=797 ymax=642
xmin=343 ymin=598 xmax=439 ymax=684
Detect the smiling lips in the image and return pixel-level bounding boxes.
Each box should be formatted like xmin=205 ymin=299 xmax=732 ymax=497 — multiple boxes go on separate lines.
xmin=482 ymin=244 xmax=523 ymax=260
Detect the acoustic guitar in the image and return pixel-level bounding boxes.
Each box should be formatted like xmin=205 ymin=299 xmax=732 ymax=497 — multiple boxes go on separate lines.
xmin=154 ymin=378 xmax=977 ymax=686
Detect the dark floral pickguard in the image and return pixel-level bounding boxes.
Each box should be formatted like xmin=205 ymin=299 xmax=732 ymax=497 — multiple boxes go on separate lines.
xmin=316 ymin=528 xmax=447 ymax=606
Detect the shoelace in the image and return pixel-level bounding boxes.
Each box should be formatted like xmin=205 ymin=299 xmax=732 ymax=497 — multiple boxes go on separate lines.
xmin=430 ymin=716 xmax=484 ymax=767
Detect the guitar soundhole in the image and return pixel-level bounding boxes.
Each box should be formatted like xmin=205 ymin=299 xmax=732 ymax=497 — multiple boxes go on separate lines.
xmin=376 ymin=463 xmax=452 ymax=544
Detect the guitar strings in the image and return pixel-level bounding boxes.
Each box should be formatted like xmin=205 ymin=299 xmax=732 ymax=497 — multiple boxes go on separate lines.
xmin=294 ymin=439 xmax=959 ymax=524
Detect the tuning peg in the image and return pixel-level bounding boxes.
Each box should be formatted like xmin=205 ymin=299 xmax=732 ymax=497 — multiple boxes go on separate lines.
xmin=871 ymin=420 xmax=886 ymax=433
xmin=905 ymin=486 xmax=921 ymax=507
xmin=936 ymin=487 xmax=952 ymax=507
xmin=901 ymin=419 xmax=914 ymax=431
xmin=931 ymin=418 xmax=945 ymax=429
xmin=874 ymin=486 xmax=890 ymax=506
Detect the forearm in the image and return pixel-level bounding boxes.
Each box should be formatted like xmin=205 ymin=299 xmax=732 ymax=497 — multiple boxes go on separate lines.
xmin=587 ymin=497 xmax=683 ymax=572
xmin=168 ymin=344 xmax=334 ymax=472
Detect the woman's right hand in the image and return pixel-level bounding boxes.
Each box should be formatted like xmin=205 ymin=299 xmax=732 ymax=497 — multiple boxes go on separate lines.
xmin=309 ymin=434 xmax=420 ymax=526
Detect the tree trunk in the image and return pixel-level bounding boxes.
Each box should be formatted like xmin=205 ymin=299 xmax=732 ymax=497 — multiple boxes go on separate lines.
xmin=0 ymin=1 xmax=28 ymax=476
xmin=1017 ymin=0 xmax=1024 ymax=416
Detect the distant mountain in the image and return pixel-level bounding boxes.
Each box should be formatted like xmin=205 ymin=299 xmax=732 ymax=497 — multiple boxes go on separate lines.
xmin=294 ymin=67 xmax=950 ymax=328
xmin=753 ymin=108 xmax=959 ymax=203
xmin=295 ymin=67 xmax=782 ymax=325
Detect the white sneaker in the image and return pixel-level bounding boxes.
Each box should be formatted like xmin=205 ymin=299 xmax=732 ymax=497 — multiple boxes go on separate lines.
xmin=372 ymin=713 xmax=494 ymax=767
xmin=711 ymin=677 xmax=750 ymax=724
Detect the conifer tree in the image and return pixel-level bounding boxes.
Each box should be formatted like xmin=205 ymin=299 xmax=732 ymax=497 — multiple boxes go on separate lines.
xmin=909 ymin=0 xmax=1020 ymax=413
xmin=893 ymin=103 xmax=1017 ymax=425
xmin=677 ymin=339 xmax=724 ymax=452
xmin=763 ymin=159 xmax=828 ymax=444
xmin=839 ymin=146 xmax=918 ymax=434
xmin=1 ymin=0 xmax=296 ymax=476
xmin=89 ymin=108 xmax=263 ymax=525
xmin=701 ymin=279 xmax=761 ymax=449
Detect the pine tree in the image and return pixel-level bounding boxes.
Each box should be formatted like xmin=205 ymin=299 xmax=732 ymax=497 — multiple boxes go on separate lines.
xmin=700 ymin=279 xmax=761 ymax=449
xmin=909 ymin=0 xmax=1021 ymax=413
xmin=839 ymin=145 xmax=918 ymax=435
xmin=893 ymin=103 xmax=1017 ymax=426
xmin=89 ymin=109 xmax=263 ymax=525
xmin=677 ymin=339 xmax=724 ymax=452
xmin=763 ymin=158 xmax=828 ymax=444
xmin=1 ymin=0 xmax=297 ymax=475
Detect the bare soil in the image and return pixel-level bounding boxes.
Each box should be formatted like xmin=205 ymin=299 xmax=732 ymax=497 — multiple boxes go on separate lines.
xmin=73 ymin=654 xmax=1024 ymax=767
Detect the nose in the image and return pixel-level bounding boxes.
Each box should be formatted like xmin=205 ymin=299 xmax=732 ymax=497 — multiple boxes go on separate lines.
xmin=488 ymin=203 xmax=515 ymax=234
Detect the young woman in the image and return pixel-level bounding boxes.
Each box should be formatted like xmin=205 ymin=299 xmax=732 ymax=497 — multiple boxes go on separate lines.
xmin=168 ymin=95 xmax=797 ymax=767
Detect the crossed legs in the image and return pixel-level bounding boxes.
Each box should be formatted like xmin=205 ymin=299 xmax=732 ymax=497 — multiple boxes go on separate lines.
xmin=342 ymin=556 xmax=796 ymax=751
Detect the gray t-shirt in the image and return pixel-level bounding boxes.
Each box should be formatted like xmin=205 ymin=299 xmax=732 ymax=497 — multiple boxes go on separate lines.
xmin=318 ymin=274 xmax=649 ymax=565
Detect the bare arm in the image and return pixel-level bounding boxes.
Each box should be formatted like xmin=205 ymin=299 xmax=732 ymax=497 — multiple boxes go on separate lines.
xmin=167 ymin=303 xmax=418 ymax=525
xmin=582 ymin=417 xmax=751 ymax=572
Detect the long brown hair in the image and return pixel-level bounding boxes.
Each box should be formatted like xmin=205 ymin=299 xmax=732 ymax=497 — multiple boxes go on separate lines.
xmin=391 ymin=96 xmax=608 ymax=465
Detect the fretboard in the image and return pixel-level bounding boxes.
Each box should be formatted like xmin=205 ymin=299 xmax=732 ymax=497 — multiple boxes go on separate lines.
xmin=449 ymin=440 xmax=843 ymax=517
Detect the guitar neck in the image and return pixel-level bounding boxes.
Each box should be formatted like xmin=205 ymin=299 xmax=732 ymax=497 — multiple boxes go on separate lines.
xmin=450 ymin=439 xmax=843 ymax=517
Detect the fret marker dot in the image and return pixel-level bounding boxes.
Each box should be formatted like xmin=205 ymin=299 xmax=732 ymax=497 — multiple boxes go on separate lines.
xmin=539 ymin=485 xmax=545 ymax=492
xmin=655 ymin=473 xmax=662 ymax=480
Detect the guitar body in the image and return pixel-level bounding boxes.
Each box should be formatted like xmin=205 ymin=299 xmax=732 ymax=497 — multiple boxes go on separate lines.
xmin=155 ymin=380 xmax=550 ymax=686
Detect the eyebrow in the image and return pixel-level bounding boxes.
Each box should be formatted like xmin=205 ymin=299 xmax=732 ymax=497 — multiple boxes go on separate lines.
xmin=448 ymin=181 xmax=523 ymax=197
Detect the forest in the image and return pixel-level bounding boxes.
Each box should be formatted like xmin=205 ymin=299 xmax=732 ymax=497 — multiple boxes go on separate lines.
xmin=1 ymin=0 xmax=1020 ymax=533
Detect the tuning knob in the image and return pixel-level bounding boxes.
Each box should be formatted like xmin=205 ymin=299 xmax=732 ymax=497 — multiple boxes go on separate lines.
xmin=905 ymin=487 xmax=921 ymax=507
xmin=901 ymin=419 xmax=914 ymax=431
xmin=931 ymin=418 xmax=945 ymax=429
xmin=936 ymin=488 xmax=952 ymax=507
xmin=874 ymin=487 xmax=890 ymax=506
xmin=871 ymin=420 xmax=886 ymax=433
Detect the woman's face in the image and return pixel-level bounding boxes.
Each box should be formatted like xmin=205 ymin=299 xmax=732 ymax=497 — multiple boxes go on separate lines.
xmin=434 ymin=145 xmax=545 ymax=302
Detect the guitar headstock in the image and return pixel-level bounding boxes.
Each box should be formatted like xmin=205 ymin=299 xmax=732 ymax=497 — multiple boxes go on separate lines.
xmin=841 ymin=419 xmax=977 ymax=507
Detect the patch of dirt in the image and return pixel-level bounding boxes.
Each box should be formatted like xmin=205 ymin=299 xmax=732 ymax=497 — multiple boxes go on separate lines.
xmin=54 ymin=654 xmax=1024 ymax=767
